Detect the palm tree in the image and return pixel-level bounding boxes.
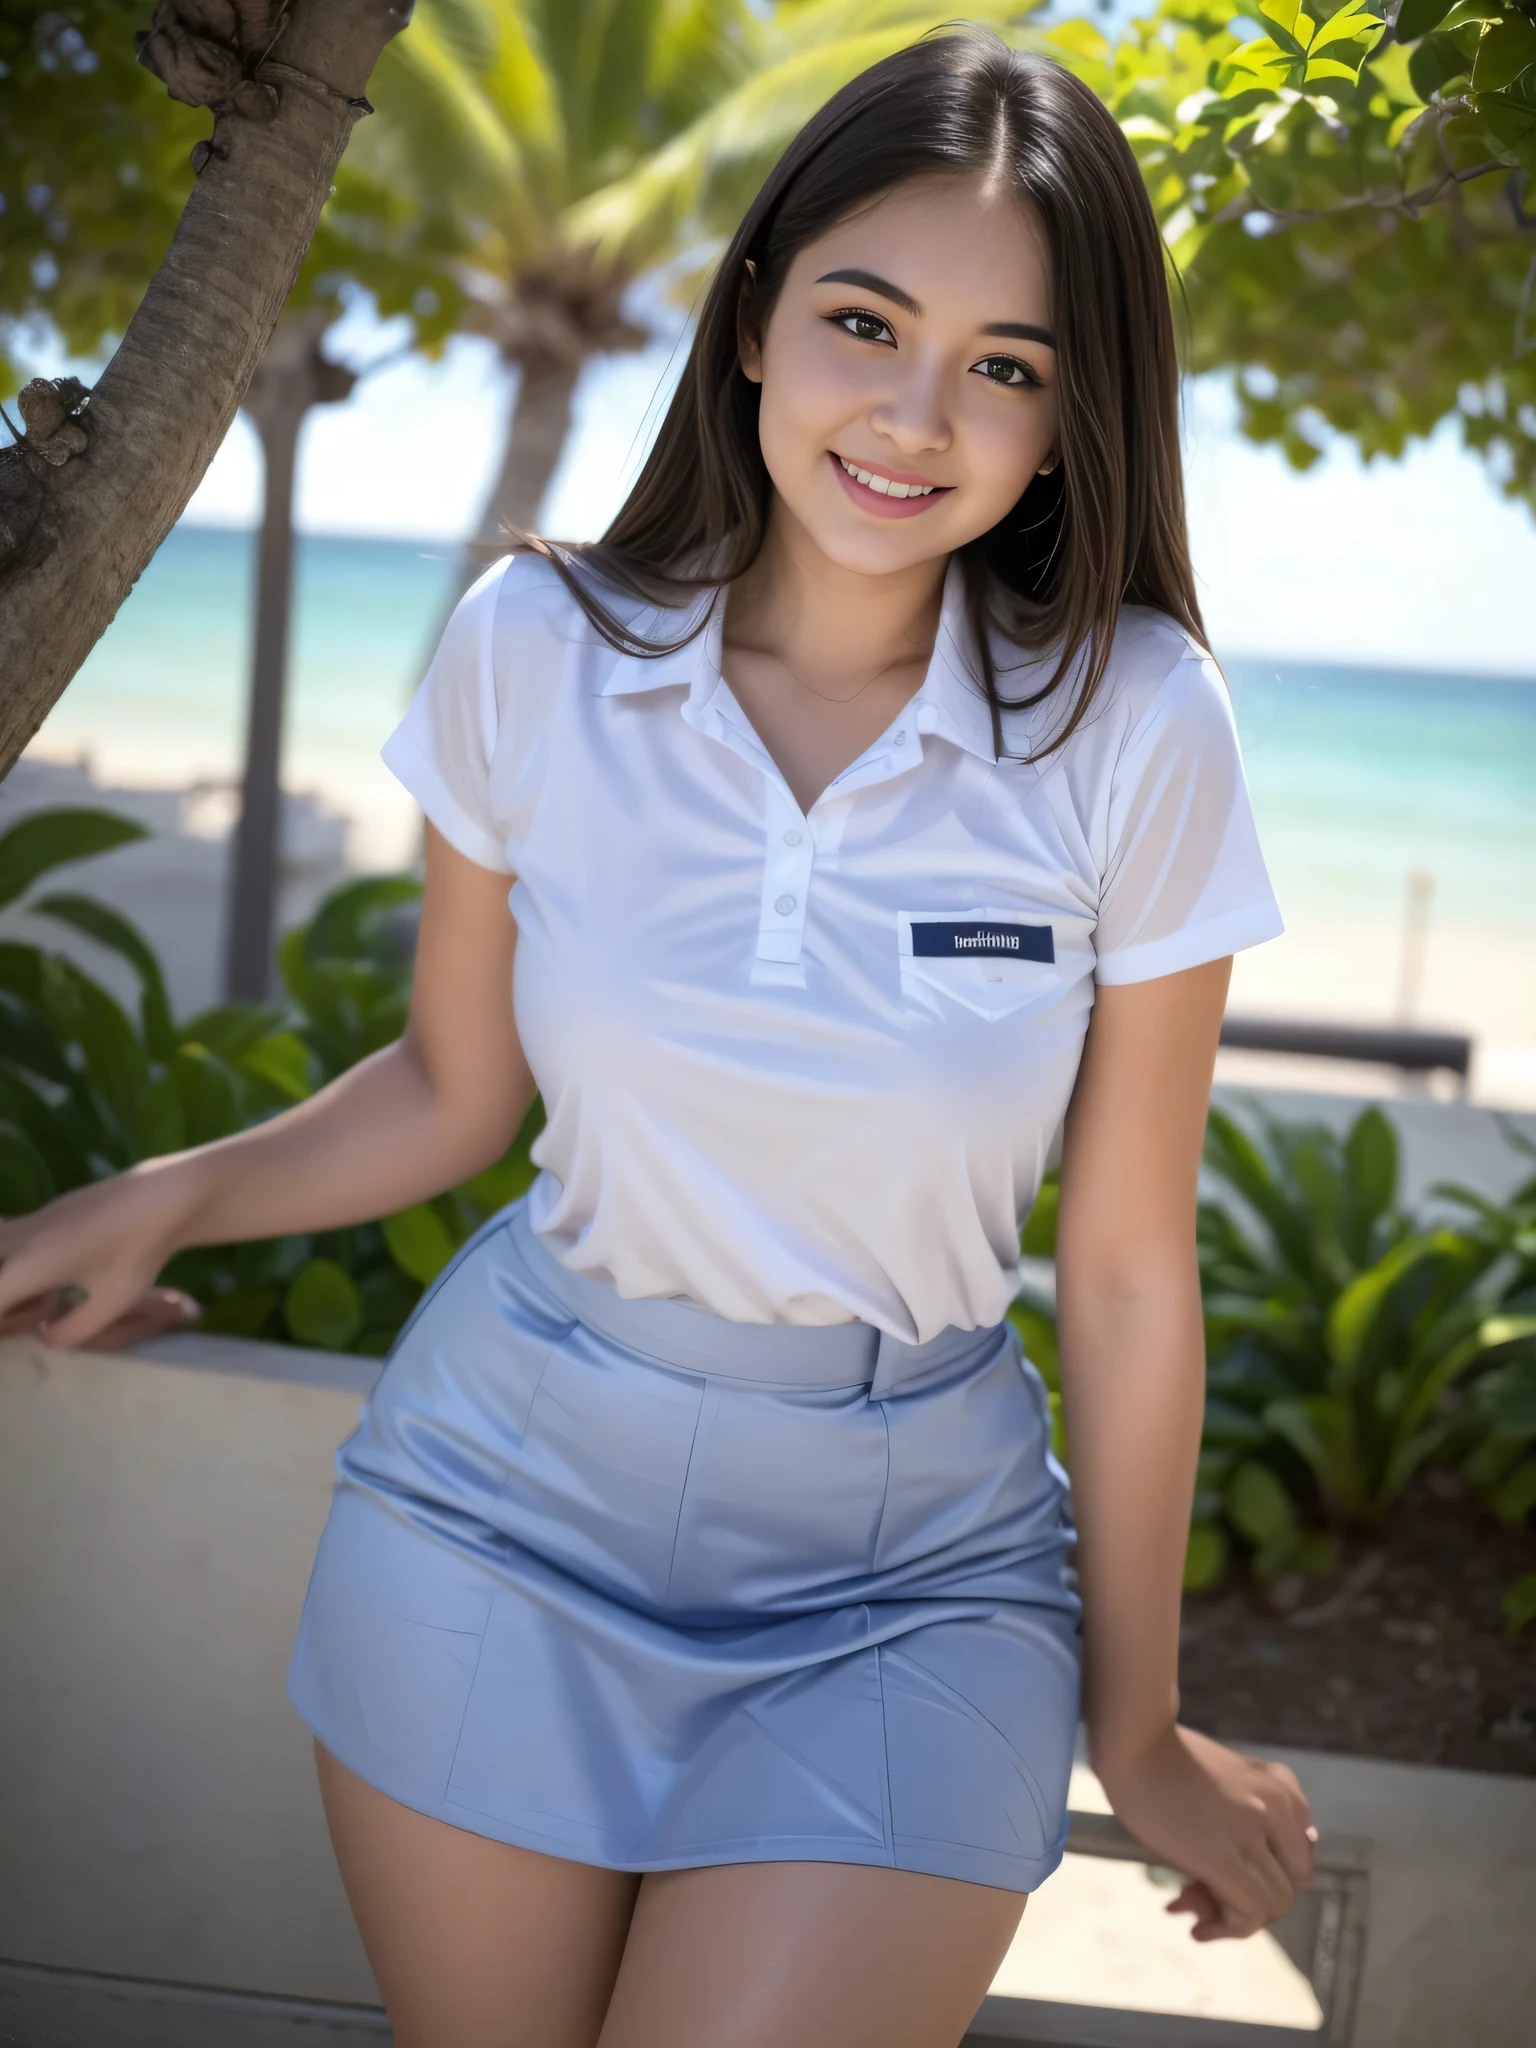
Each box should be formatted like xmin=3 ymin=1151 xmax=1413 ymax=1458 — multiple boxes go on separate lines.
xmin=358 ymin=0 xmax=1034 ymax=594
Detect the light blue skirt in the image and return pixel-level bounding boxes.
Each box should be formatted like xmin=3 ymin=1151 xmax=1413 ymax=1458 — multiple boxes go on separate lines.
xmin=287 ymin=1200 xmax=1082 ymax=1892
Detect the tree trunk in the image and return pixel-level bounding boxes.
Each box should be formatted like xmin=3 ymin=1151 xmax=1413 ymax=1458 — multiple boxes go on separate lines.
xmin=224 ymin=310 xmax=353 ymax=1001
xmin=475 ymin=356 xmax=583 ymax=550
xmin=417 ymin=352 xmax=582 ymax=691
xmin=0 ymin=0 xmax=408 ymax=776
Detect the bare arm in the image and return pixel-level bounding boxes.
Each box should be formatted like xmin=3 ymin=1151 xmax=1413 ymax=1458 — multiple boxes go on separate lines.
xmin=0 ymin=826 xmax=534 ymax=1347
xmin=1057 ymin=958 xmax=1315 ymax=1940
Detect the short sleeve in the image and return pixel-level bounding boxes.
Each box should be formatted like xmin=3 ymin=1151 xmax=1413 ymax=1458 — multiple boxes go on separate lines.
xmin=1093 ymin=654 xmax=1283 ymax=985
xmin=380 ymin=558 xmax=515 ymax=874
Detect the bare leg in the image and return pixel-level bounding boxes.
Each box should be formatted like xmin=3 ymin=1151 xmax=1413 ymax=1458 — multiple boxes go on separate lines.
xmin=597 ymin=1861 xmax=1025 ymax=2048
xmin=315 ymin=1743 xmax=640 ymax=2048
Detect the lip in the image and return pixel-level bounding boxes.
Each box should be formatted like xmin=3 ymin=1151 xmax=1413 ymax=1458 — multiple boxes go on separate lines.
xmin=828 ymin=451 xmax=952 ymax=520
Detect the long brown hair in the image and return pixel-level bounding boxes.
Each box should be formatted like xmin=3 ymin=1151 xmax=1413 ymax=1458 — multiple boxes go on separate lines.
xmin=534 ymin=28 xmax=1203 ymax=760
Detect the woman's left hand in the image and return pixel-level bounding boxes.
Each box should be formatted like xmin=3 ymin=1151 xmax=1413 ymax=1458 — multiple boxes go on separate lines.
xmin=0 ymin=1284 xmax=200 ymax=1352
xmin=1097 ymin=1723 xmax=1318 ymax=1941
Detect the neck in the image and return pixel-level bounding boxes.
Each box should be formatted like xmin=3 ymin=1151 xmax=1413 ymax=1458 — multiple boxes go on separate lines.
xmin=725 ymin=500 xmax=948 ymax=685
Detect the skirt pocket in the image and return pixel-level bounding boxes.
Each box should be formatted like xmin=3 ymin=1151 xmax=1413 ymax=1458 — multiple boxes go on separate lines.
xmin=664 ymin=1377 xmax=891 ymax=1616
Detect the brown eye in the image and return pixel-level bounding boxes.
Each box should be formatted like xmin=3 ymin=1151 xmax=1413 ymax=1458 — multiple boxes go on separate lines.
xmin=830 ymin=309 xmax=895 ymax=346
xmin=974 ymin=355 xmax=1037 ymax=388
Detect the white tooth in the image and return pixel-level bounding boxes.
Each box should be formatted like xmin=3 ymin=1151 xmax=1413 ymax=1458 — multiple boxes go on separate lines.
xmin=855 ymin=467 xmax=874 ymax=485
xmin=869 ymin=474 xmax=893 ymax=495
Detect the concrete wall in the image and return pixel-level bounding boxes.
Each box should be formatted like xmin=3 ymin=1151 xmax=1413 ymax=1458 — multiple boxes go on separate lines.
xmin=1260 ymin=1745 xmax=1536 ymax=2048
xmin=0 ymin=1334 xmax=380 ymax=2006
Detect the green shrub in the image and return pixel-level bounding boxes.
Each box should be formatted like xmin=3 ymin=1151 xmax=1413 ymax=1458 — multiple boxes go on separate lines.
xmin=1197 ymin=1103 xmax=1534 ymax=1549
xmin=1436 ymin=1140 xmax=1536 ymax=1536
xmin=1008 ymin=1103 xmax=1536 ymax=1591
xmin=0 ymin=807 xmax=542 ymax=1355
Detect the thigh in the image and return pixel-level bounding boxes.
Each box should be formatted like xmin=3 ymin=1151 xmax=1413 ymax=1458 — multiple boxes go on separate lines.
xmin=597 ymin=1860 xmax=1025 ymax=2048
xmin=316 ymin=1743 xmax=640 ymax=2048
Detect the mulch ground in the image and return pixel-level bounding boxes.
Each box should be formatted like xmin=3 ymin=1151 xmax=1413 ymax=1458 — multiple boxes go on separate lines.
xmin=1176 ymin=1469 xmax=1536 ymax=1777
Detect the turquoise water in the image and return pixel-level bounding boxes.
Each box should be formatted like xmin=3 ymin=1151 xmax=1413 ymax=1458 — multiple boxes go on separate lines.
xmin=39 ymin=524 xmax=1536 ymax=931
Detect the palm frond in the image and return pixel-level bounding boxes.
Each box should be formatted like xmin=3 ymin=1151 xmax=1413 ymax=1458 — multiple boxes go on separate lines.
xmin=563 ymin=1 xmax=1040 ymax=269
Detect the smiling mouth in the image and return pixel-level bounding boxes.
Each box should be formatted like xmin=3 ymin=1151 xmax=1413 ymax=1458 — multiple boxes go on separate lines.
xmin=835 ymin=455 xmax=945 ymax=499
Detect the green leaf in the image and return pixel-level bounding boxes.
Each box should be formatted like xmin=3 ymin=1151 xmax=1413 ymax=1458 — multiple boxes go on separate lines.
xmin=382 ymin=1202 xmax=458 ymax=1286
xmin=284 ymin=1259 xmax=363 ymax=1351
xmin=41 ymin=957 xmax=148 ymax=1142
xmin=1409 ymin=30 xmax=1472 ymax=98
xmin=1203 ymin=1396 xmax=1269 ymax=1447
xmin=1489 ymin=1457 xmax=1536 ymax=1528
xmin=302 ymin=873 xmax=422 ymax=965
xmin=0 ymin=988 xmax=74 ymax=1085
xmin=1306 ymin=53 xmax=1371 ymax=81
xmin=1008 ymin=1295 xmax=1060 ymax=1389
xmin=1266 ymin=1394 xmax=1357 ymax=1507
xmin=0 ymin=1065 xmax=90 ymax=1187
xmin=1501 ymin=1569 xmax=1536 ymax=1634
xmin=1046 ymin=19 xmax=1111 ymax=64
xmin=1204 ymin=1108 xmax=1309 ymax=1269
xmin=1471 ymin=18 xmax=1536 ymax=92
xmin=1343 ymin=1104 xmax=1397 ymax=1252
xmin=32 ymin=892 xmax=176 ymax=1058
xmin=0 ymin=809 xmax=146 ymax=913
xmin=178 ymin=1003 xmax=290 ymax=1061
xmin=1395 ymin=0 xmax=1456 ymax=39
xmin=0 ymin=1122 xmax=55 ymax=1214
xmin=1184 ymin=1520 xmax=1228 ymax=1591
xmin=1020 ymin=1176 xmax=1059 ymax=1258
xmin=167 ymin=1044 xmax=245 ymax=1148
xmin=1226 ymin=1458 xmax=1299 ymax=1545
xmin=1325 ymin=1232 xmax=1451 ymax=1380
xmin=1257 ymin=0 xmax=1312 ymax=60
xmin=200 ymin=1288 xmax=281 ymax=1339
xmin=238 ymin=1031 xmax=314 ymax=1103
xmin=1478 ymin=72 xmax=1536 ymax=168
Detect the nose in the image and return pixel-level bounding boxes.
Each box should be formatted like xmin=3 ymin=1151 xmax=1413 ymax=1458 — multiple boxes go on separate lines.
xmin=867 ymin=355 xmax=952 ymax=460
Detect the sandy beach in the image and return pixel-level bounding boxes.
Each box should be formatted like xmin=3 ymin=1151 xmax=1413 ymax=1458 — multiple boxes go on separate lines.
xmin=1224 ymin=918 xmax=1536 ymax=1111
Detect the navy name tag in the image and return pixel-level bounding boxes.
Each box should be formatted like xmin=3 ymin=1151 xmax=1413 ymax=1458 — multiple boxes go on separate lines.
xmin=911 ymin=921 xmax=1054 ymax=963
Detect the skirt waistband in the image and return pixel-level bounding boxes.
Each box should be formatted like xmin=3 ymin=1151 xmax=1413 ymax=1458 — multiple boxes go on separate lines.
xmin=507 ymin=1204 xmax=1003 ymax=1397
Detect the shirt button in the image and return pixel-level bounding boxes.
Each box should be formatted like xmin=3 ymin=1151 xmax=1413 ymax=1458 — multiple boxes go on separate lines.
xmin=775 ymin=894 xmax=796 ymax=916
xmin=893 ymin=730 xmax=907 ymax=747
xmin=783 ymin=829 xmax=803 ymax=846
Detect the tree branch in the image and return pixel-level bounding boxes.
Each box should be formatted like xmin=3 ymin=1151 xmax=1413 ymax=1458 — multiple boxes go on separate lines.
xmin=1216 ymin=156 xmax=1516 ymax=233
xmin=0 ymin=0 xmax=412 ymax=775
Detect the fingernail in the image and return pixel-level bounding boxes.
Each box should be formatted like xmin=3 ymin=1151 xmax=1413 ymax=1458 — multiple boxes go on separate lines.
xmin=1305 ymin=1825 xmax=1320 ymax=1842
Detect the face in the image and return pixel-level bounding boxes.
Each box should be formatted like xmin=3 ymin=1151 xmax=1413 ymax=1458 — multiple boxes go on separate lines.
xmin=739 ymin=174 xmax=1060 ymax=579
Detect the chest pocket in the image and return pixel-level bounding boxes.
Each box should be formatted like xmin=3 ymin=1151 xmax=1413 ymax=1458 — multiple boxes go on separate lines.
xmin=898 ymin=909 xmax=1056 ymax=1022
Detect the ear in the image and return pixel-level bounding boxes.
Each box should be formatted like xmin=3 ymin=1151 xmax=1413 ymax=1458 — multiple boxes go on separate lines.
xmin=736 ymin=258 xmax=763 ymax=385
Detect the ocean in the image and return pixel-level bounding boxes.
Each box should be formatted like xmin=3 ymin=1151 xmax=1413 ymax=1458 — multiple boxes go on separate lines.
xmin=33 ymin=523 xmax=1536 ymax=934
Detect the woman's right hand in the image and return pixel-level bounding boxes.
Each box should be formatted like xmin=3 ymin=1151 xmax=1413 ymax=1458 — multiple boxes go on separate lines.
xmin=0 ymin=1159 xmax=204 ymax=1350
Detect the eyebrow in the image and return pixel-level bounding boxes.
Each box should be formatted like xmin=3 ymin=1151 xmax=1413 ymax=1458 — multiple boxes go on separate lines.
xmin=814 ymin=269 xmax=1056 ymax=349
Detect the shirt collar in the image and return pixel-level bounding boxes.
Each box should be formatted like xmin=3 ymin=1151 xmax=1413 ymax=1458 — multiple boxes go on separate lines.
xmin=595 ymin=556 xmax=998 ymax=764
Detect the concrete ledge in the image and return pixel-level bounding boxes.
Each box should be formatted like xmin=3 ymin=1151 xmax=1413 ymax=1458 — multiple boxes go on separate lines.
xmin=0 ymin=1336 xmax=378 ymax=2006
xmin=4 ymin=1330 xmax=1533 ymax=2047
xmin=0 ymin=1960 xmax=389 ymax=2047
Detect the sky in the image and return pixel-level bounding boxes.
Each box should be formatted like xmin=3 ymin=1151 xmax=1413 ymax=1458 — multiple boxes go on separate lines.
xmin=176 ymin=292 xmax=1536 ymax=678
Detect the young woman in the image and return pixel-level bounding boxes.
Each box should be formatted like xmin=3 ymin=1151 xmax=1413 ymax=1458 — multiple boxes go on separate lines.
xmin=0 ymin=31 xmax=1317 ymax=2048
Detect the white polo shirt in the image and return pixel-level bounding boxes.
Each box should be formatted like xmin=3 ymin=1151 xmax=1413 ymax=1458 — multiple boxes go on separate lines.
xmin=382 ymin=552 xmax=1282 ymax=1343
